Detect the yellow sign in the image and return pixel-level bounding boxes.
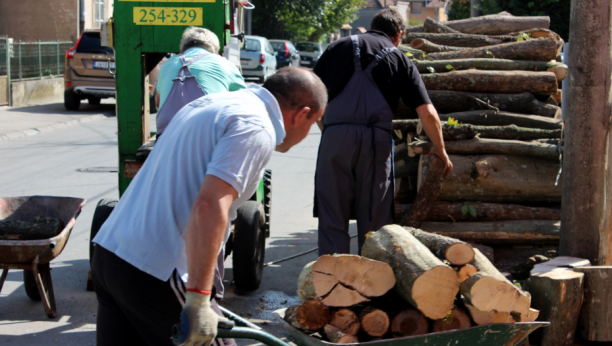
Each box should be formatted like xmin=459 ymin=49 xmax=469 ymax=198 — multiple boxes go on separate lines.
xmin=133 ymin=7 xmax=203 ymax=26
xmin=122 ymin=0 xmax=214 ymax=2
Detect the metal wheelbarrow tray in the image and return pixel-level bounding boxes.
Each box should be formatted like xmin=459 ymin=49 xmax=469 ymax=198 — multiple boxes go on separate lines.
xmin=0 ymin=196 xmax=86 ymax=318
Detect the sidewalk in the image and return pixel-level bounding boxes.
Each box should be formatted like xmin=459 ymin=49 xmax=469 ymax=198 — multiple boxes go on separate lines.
xmin=0 ymin=100 xmax=116 ymax=141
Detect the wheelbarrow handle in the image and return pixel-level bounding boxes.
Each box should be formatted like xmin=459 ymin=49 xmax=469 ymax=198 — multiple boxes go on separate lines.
xmin=218 ymin=327 xmax=289 ymax=346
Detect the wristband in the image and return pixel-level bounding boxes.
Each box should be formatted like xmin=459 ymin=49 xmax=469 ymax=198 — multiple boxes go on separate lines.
xmin=186 ymin=287 xmax=212 ymax=295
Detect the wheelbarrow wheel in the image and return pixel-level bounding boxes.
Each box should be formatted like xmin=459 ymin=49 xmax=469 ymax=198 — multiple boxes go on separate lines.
xmin=90 ymin=199 xmax=118 ymax=265
xmin=232 ymin=201 xmax=265 ymax=291
xmin=23 ymin=270 xmax=41 ymax=301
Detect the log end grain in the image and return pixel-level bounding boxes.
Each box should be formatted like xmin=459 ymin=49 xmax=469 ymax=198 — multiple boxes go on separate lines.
xmin=321 ymin=284 xmax=370 ymax=307
xmin=390 ymin=309 xmax=429 ymax=338
xmin=313 ymin=272 xmax=339 ymax=298
xmin=297 ymin=300 xmax=331 ymax=331
xmin=413 ymin=265 xmax=460 ymax=319
xmin=360 ymin=308 xmax=390 ymax=337
xmin=330 ymin=309 xmax=360 ymax=335
xmin=458 ymin=264 xmax=478 ymax=282
xmin=446 ymin=243 xmax=476 ymax=266
xmin=432 ymin=307 xmax=472 ymax=332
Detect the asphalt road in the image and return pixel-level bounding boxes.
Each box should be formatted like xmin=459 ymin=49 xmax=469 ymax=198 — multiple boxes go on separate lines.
xmin=0 ymin=98 xmax=358 ymax=345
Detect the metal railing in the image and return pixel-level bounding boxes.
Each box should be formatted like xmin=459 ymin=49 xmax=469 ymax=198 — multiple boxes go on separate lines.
xmin=0 ymin=36 xmax=74 ymax=82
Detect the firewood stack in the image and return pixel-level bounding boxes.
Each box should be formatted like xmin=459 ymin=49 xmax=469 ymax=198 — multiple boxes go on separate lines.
xmin=393 ymin=13 xmax=564 ymax=277
xmin=287 ymin=226 xmax=538 ymax=343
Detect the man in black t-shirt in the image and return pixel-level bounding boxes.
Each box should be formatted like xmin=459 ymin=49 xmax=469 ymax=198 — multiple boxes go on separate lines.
xmin=313 ymin=9 xmax=452 ymax=256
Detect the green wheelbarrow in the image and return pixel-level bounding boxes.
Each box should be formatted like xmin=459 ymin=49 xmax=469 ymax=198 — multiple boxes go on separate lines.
xmin=175 ymin=306 xmax=548 ymax=346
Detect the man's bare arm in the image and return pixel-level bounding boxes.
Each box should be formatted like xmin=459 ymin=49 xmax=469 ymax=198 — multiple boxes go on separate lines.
xmin=415 ymin=103 xmax=453 ymax=175
xmin=185 ymin=175 xmax=238 ymax=291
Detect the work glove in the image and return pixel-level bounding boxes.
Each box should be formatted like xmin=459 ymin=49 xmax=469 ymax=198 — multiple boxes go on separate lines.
xmin=179 ymin=291 xmax=228 ymax=346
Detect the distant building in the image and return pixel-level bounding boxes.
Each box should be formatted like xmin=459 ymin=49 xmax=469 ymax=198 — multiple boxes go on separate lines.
xmin=405 ymin=0 xmax=449 ymax=24
xmin=81 ymin=0 xmax=114 ymax=30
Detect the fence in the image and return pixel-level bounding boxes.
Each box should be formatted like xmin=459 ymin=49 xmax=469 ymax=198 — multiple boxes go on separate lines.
xmin=0 ymin=36 xmax=74 ymax=82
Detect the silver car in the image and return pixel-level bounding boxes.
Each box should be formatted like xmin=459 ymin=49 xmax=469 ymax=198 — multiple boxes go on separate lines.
xmin=240 ymin=35 xmax=277 ymax=83
xmin=296 ymin=42 xmax=323 ymax=68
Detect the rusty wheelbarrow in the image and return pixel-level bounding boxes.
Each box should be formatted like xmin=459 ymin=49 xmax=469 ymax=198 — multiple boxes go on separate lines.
xmin=0 ymin=196 xmax=86 ymax=318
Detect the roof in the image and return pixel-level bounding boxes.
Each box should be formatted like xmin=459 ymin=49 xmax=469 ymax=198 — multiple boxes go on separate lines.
xmin=341 ymin=24 xmax=353 ymax=30
xmin=427 ymin=0 xmax=446 ymax=8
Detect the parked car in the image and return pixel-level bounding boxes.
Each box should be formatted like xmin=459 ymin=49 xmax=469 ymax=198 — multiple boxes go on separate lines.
xmin=240 ymin=35 xmax=277 ymax=83
xmin=63 ymin=29 xmax=116 ymax=110
xmin=269 ymin=39 xmax=300 ymax=68
xmin=296 ymin=42 xmax=323 ymax=68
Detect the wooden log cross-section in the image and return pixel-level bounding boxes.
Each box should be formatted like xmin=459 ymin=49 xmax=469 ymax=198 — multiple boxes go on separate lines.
xmin=464 ymin=301 xmax=515 ymax=325
xmin=284 ymin=302 xmax=331 ymax=333
xmin=425 ymin=38 xmax=558 ymax=62
xmin=431 ymin=307 xmax=472 ymax=332
xmin=404 ymin=227 xmax=475 ymax=266
xmin=390 ymin=309 xmax=429 ymax=338
xmin=422 ymin=70 xmax=558 ymax=95
xmin=360 ymin=307 xmax=390 ymax=337
xmin=414 ymin=59 xmax=568 ymax=81
xmin=323 ymin=325 xmax=359 ymax=344
xmin=330 ymin=308 xmax=360 ymax=335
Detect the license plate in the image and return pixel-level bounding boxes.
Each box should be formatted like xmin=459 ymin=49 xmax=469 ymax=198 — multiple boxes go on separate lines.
xmin=240 ymin=59 xmax=249 ymax=65
xmin=133 ymin=7 xmax=203 ymax=26
xmin=93 ymin=61 xmax=116 ymax=69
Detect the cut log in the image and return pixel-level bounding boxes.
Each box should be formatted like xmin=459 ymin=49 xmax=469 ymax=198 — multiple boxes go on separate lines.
xmin=330 ymin=309 xmax=360 ymax=336
xmin=414 ymin=59 xmax=568 ymax=81
xmin=441 ymin=15 xmax=550 ymax=35
xmin=428 ymin=91 xmax=561 ymax=119
xmin=511 ymin=308 xmax=540 ymax=323
xmin=362 ymin=225 xmax=459 ymax=319
xmin=437 ymin=111 xmax=562 ymax=129
xmin=552 ymin=89 xmax=562 ymax=105
xmin=400 ymin=154 xmax=446 ymax=228
xmin=404 ymin=227 xmax=475 ymax=266
xmin=424 ymin=154 xmax=562 ymax=203
xmin=297 ymin=261 xmax=317 ymax=301
xmin=323 ymin=324 xmax=359 ymax=344
xmin=464 ymin=302 xmax=515 ymax=325
xmin=398 ymin=44 xmax=426 ymax=60
xmin=390 ymin=309 xmax=428 ymax=338
xmin=461 ymin=272 xmax=530 ymax=315
xmin=297 ymin=300 xmax=331 ymax=331
xmin=420 ymin=220 xmax=560 ymax=245
xmin=359 ymin=307 xmax=390 ymax=337
xmin=321 ymin=283 xmax=370 ymax=307
xmin=405 ymin=32 xmax=516 ymax=47
xmin=410 ymin=39 xmax=470 ymax=53
xmin=572 ymin=266 xmax=612 ymax=342
xmin=423 ymin=17 xmax=460 ymax=34
xmin=285 ymin=305 xmax=316 ymax=333
xmin=422 ymin=70 xmax=558 ymax=95
xmin=426 ymin=38 xmax=558 ymax=62
xmin=408 ymin=138 xmax=562 ymax=161
xmin=0 ymin=217 xmax=64 ymax=240
xmin=508 ymin=28 xmax=562 ymax=41
xmin=431 ymin=307 xmax=472 ymax=332
xmin=524 ymin=268 xmax=584 ymax=346
xmin=392 ymin=119 xmax=419 ymax=135
xmin=475 ymin=124 xmax=561 ymax=140
xmin=458 ymin=264 xmax=478 ymax=282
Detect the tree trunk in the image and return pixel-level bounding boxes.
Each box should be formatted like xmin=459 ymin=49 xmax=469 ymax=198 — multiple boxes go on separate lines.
xmin=441 ymin=15 xmax=550 ymax=35
xmin=362 ymin=225 xmax=460 ymax=319
xmin=423 ymin=17 xmax=460 ymax=34
xmin=508 ymin=28 xmax=562 ymax=42
xmin=464 ymin=301 xmax=515 ymax=325
xmin=427 ymin=91 xmax=561 ymax=118
xmin=404 ymin=227 xmax=475 ymax=266
xmin=359 ymin=307 xmax=390 ymax=337
xmin=460 ymin=271 xmax=531 ymax=315
xmin=401 ymin=154 xmax=447 ymax=228
xmin=573 ymin=266 xmax=612 ymax=341
xmin=396 ymin=201 xmax=561 ymax=222
xmin=458 ymin=264 xmax=478 ymax=282
xmin=415 ymin=59 xmax=568 ymax=81
xmin=297 ymin=300 xmax=332 ymax=331
xmin=398 ymin=44 xmax=426 ymax=60
xmin=426 ymin=154 xmax=562 ymax=203
xmin=524 ymin=268 xmax=584 ymax=346
xmin=422 ymin=70 xmax=558 ymax=95
xmin=474 ymin=124 xmax=562 ymax=140
xmin=410 ymin=39 xmax=471 ymax=53
xmin=323 ymin=324 xmax=359 ymax=344
xmin=409 ymin=138 xmax=561 ymax=161
xmin=426 ymin=38 xmax=558 ymax=61
xmin=330 ymin=308 xmax=360 ymax=336
xmin=420 ymin=220 xmax=561 ymax=245
xmin=437 ymin=110 xmax=562 ymax=129
xmin=405 ymin=32 xmax=516 ymax=47
xmin=390 ymin=309 xmax=429 ymax=337
xmin=560 ymin=0 xmax=612 ymax=266
xmin=431 ymin=307 xmax=472 ymax=332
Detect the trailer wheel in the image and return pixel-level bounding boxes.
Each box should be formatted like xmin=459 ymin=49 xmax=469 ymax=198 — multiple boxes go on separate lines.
xmin=232 ymin=201 xmax=265 ymax=291
xmin=23 ymin=270 xmax=41 ymax=301
xmin=90 ymin=199 xmax=117 ymax=265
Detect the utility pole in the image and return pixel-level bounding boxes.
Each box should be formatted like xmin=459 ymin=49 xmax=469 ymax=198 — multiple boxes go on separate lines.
xmin=470 ymin=0 xmax=482 ymax=17
xmin=560 ymin=0 xmax=612 ymax=265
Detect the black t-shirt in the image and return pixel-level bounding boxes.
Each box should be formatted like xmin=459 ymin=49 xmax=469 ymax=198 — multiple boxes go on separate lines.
xmin=313 ymin=30 xmax=430 ymax=116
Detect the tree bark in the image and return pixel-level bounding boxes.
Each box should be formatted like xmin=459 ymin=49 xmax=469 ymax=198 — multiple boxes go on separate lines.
xmin=560 ymin=0 xmax=612 ymax=266
xmin=297 ymin=300 xmax=332 ymax=331
xmin=390 ymin=309 xmax=429 ymax=338
xmin=398 ymin=44 xmax=426 ymax=60
xmin=359 ymin=307 xmax=390 ymax=337
xmin=323 ymin=324 xmax=359 ymax=344
xmin=415 ymin=59 xmax=568 ymax=81
xmin=396 ymin=201 xmax=561 ymax=222
xmin=404 ymin=227 xmax=475 ymax=266
xmin=441 ymin=15 xmax=550 ymax=35
xmin=401 ymin=154 xmax=447 ymax=228
xmin=362 ymin=224 xmax=460 ymax=319
xmin=426 ymin=38 xmax=558 ymax=61
xmin=508 ymin=28 xmax=562 ymax=42
xmin=458 ymin=264 xmax=478 ymax=282
xmin=573 ymin=266 xmax=612 ymax=341
xmin=437 ymin=110 xmax=562 ymax=129
xmin=427 ymin=91 xmax=561 ymax=118
xmin=426 ymin=154 xmax=562 ymax=203
xmin=420 ymin=220 xmax=560 ymax=245
xmin=422 ymin=70 xmax=558 ymax=95
xmin=423 ymin=17 xmax=460 ymax=34
xmin=418 ymin=125 xmax=561 ymax=141
xmin=405 ymin=33 xmax=514 ymax=47
xmin=431 ymin=307 xmax=472 ymax=332
xmin=408 ymin=138 xmax=562 ymax=161
xmin=410 ymin=39 xmax=470 ymax=53
xmin=330 ymin=309 xmax=360 ymax=336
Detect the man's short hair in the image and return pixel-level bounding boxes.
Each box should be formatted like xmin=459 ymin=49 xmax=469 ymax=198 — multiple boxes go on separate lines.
xmin=263 ymin=67 xmax=327 ymax=119
xmin=371 ymin=9 xmax=406 ymax=38
xmin=179 ymin=27 xmax=220 ymax=53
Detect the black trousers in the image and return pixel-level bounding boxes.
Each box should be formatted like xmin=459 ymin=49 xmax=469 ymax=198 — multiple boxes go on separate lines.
xmin=92 ymin=245 xmax=235 ymax=346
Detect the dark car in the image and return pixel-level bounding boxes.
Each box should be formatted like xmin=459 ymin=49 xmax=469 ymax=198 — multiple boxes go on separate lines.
xmin=269 ymin=40 xmax=300 ymax=68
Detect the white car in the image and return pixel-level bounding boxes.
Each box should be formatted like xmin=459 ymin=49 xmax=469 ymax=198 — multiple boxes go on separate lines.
xmin=296 ymin=42 xmax=323 ymax=68
xmin=240 ymin=35 xmax=277 ymax=83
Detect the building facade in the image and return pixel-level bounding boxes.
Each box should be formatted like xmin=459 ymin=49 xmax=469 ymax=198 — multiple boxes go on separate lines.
xmin=0 ymin=0 xmax=78 ymax=41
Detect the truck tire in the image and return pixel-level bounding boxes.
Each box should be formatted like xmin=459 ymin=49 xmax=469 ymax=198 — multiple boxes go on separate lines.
xmin=23 ymin=270 xmax=41 ymax=301
xmin=90 ymin=199 xmax=117 ymax=265
xmin=232 ymin=201 xmax=265 ymax=291
xmin=64 ymin=90 xmax=81 ymax=111
xmin=263 ymin=169 xmax=272 ymax=237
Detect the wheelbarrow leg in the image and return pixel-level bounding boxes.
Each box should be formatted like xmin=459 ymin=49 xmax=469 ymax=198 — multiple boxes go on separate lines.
xmin=0 ymin=268 xmax=8 ymax=293
xmin=33 ymin=262 xmax=57 ymax=318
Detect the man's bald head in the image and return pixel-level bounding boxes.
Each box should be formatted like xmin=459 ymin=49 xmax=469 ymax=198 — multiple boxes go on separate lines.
xmin=263 ymin=67 xmax=327 ymax=119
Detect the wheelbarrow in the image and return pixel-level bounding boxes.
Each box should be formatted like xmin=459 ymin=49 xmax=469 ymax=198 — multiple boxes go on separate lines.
xmin=0 ymin=196 xmax=86 ymax=318
xmin=174 ymin=307 xmax=548 ymax=346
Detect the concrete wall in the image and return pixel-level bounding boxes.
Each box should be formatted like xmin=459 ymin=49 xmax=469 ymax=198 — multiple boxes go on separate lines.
xmin=11 ymin=78 xmax=64 ymax=107
xmin=0 ymin=0 xmax=78 ymax=41
xmin=0 ymin=76 xmax=7 ymax=105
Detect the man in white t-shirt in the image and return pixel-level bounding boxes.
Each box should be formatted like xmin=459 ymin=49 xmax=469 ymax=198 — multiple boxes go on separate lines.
xmin=92 ymin=67 xmax=327 ymax=346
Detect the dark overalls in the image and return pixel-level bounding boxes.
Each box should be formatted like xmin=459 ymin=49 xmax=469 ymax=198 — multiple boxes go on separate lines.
xmin=315 ymin=35 xmax=397 ymax=255
xmin=156 ymin=51 xmax=209 ymax=136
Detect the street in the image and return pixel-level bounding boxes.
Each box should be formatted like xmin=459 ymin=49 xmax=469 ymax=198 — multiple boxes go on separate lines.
xmin=0 ymin=99 xmax=358 ymax=345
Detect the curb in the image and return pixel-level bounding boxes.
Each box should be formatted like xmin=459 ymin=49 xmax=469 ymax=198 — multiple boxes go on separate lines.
xmin=0 ymin=114 xmax=108 ymax=141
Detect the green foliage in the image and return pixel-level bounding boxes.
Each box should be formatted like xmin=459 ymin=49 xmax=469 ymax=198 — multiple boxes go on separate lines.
xmin=408 ymin=19 xmax=423 ymax=26
xmin=448 ymin=0 xmax=470 ymax=20
xmin=516 ymin=32 xmax=532 ymax=42
xmin=442 ymin=309 xmax=454 ymax=324
xmin=447 ymin=117 xmax=460 ymax=126
xmin=461 ymin=202 xmax=477 ymax=218
xmin=446 ymin=64 xmax=456 ymax=71
xmin=474 ymin=0 xmax=502 ymax=15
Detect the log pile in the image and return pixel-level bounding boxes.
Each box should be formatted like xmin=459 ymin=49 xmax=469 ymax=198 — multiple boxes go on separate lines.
xmin=288 ymin=225 xmax=539 ymax=343
xmin=394 ymin=13 xmax=564 ymax=278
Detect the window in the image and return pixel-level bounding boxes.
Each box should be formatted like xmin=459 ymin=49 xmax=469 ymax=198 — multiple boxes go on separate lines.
xmin=94 ymin=0 xmax=106 ymax=28
xmin=244 ymin=39 xmax=261 ymax=52
xmin=410 ymin=1 xmax=423 ymax=14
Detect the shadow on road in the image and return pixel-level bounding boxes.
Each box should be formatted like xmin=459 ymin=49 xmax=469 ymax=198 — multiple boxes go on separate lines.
xmin=7 ymin=102 xmax=116 ymax=117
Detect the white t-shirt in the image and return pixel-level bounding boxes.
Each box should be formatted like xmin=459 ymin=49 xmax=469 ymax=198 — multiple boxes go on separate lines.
xmin=93 ymin=85 xmax=285 ymax=297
